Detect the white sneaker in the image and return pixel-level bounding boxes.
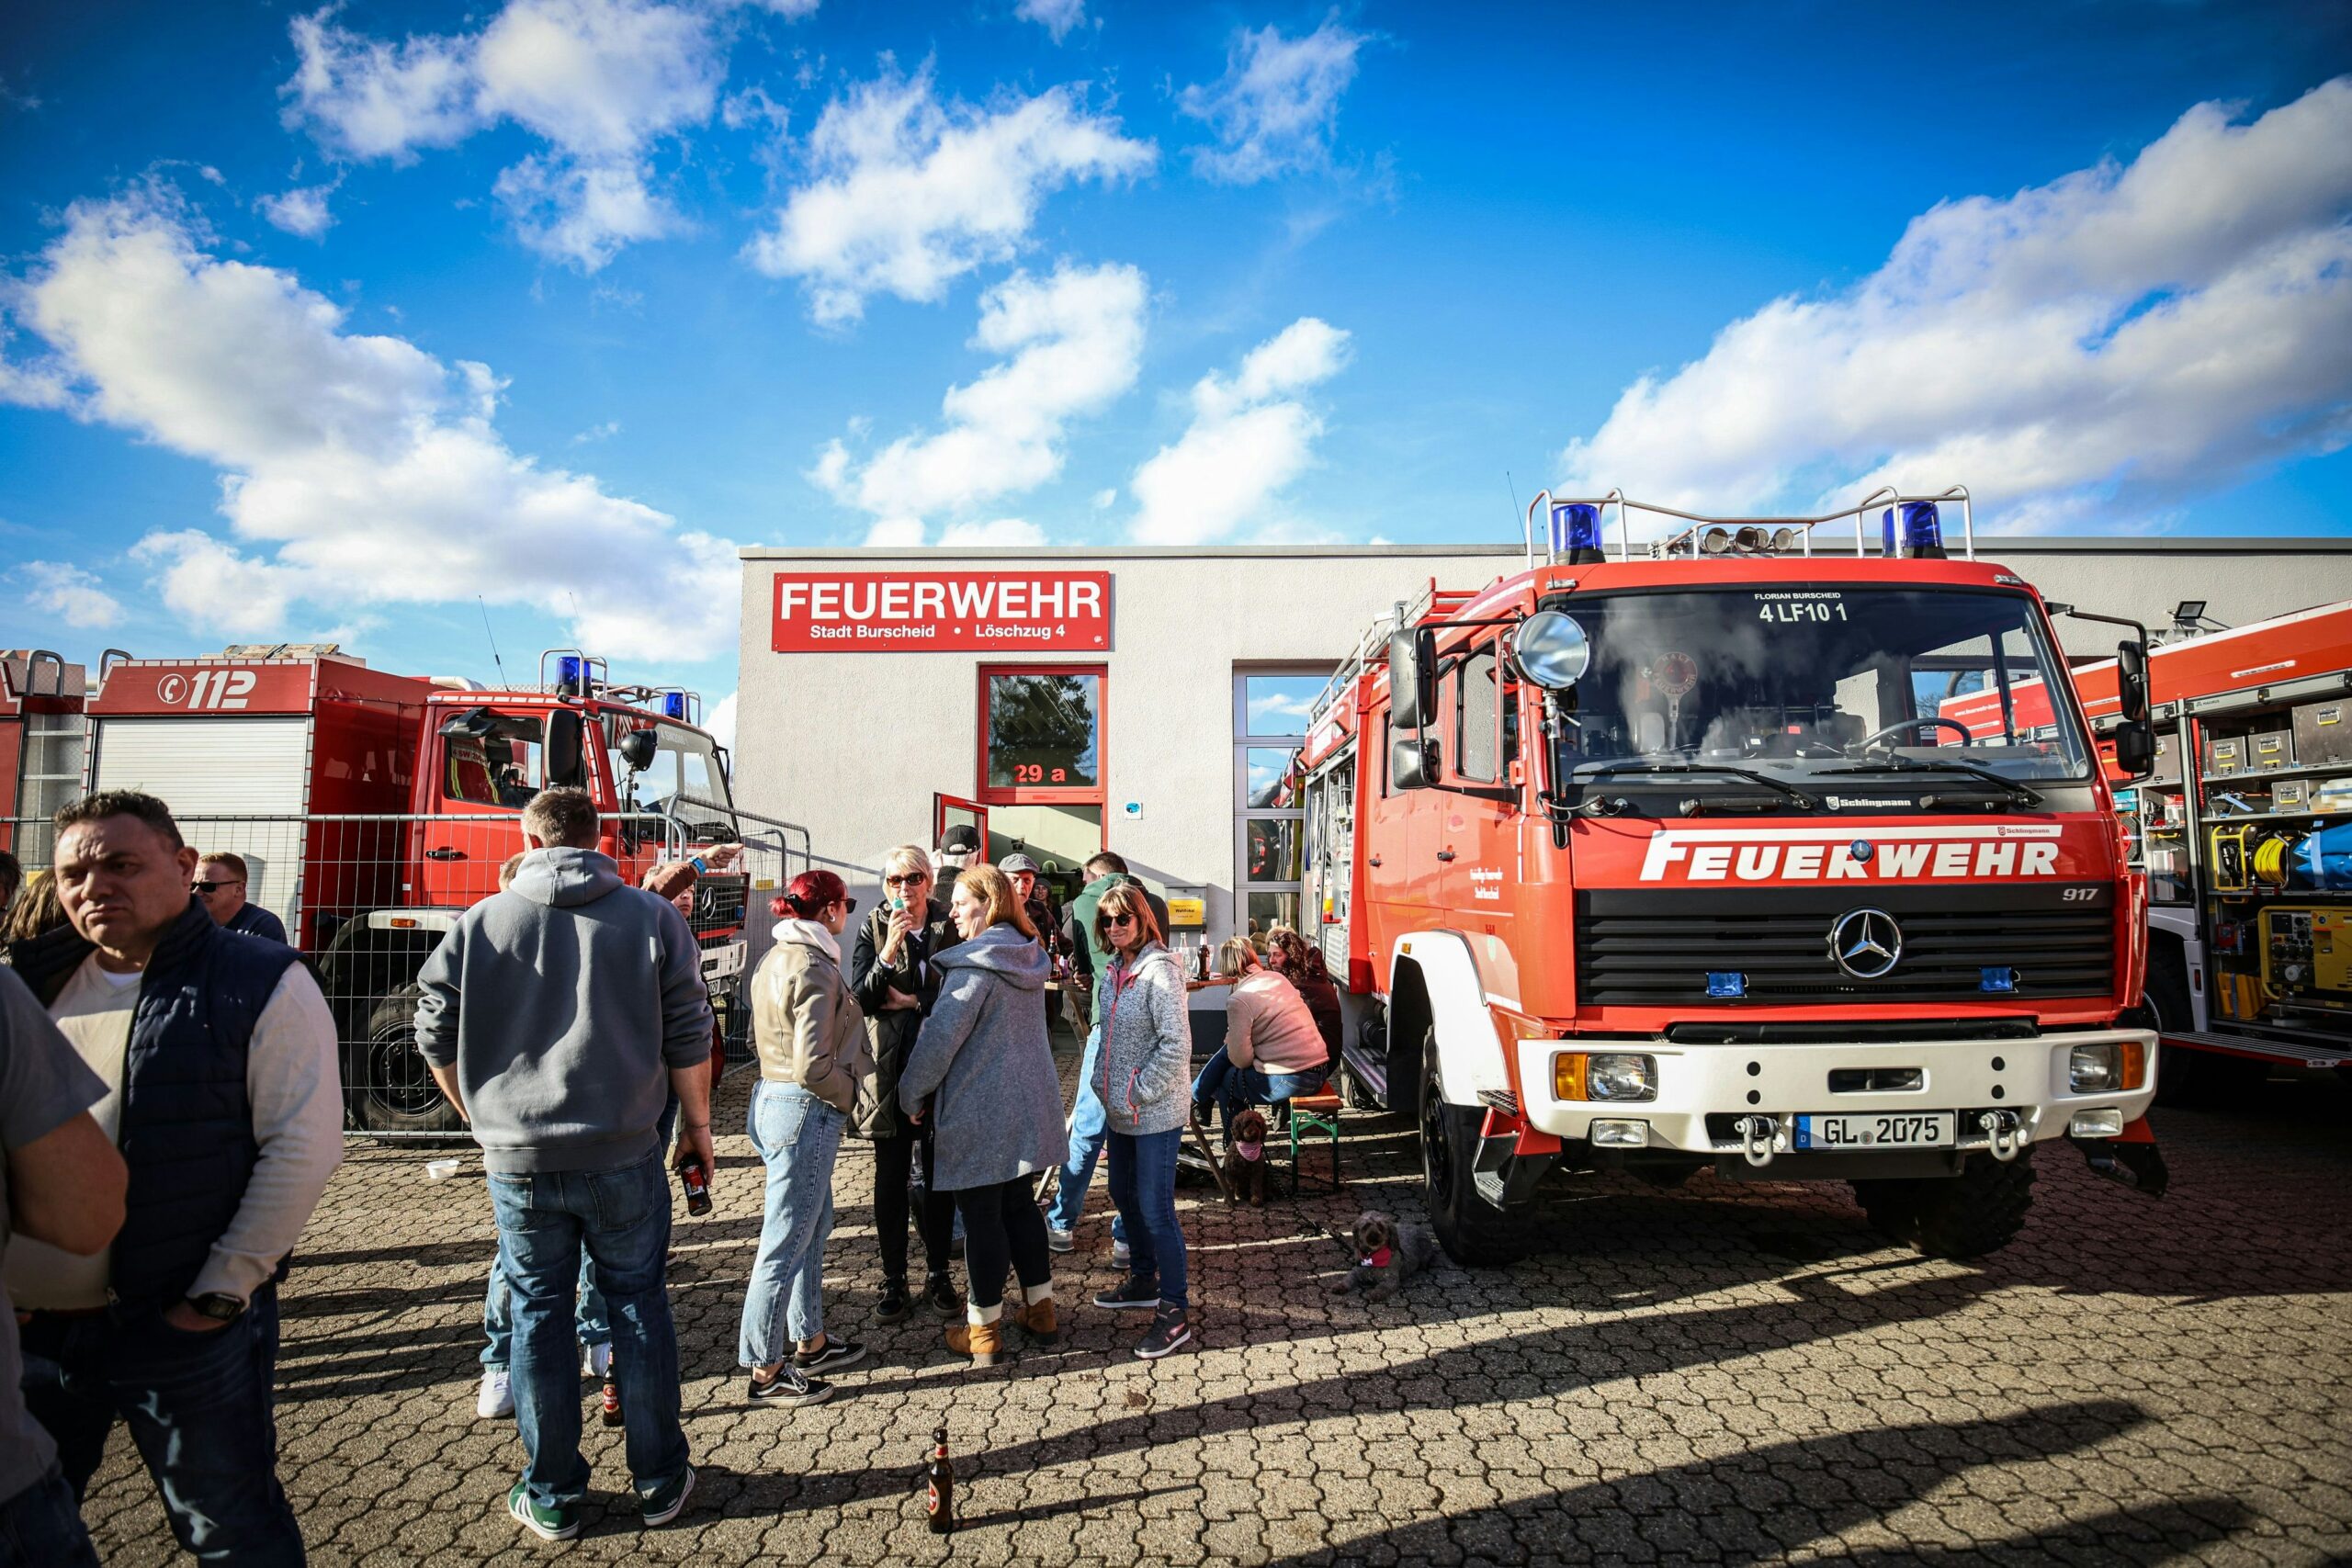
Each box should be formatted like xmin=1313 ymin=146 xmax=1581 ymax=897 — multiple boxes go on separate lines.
xmin=476 ymin=1366 xmax=514 ymax=1419
xmin=1046 ymin=1227 xmax=1075 ymax=1254
xmin=1112 ymin=1239 xmax=1132 ymax=1267
xmin=582 ymin=1342 xmax=612 ymax=1379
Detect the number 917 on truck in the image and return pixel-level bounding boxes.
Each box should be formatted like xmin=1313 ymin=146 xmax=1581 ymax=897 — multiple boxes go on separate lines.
xmin=1299 ymin=490 xmax=2167 ymax=1265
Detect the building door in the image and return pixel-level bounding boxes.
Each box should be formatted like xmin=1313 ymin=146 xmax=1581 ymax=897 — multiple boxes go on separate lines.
xmin=1234 ymin=671 xmax=1329 ymax=941
xmin=933 ymin=793 xmax=989 ymax=856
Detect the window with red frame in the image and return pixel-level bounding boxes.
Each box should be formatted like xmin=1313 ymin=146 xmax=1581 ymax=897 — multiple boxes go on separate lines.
xmin=978 ymin=665 xmax=1106 ymax=804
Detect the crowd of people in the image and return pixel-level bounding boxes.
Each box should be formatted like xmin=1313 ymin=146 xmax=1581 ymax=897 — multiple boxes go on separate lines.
xmin=0 ymin=788 xmax=1349 ymax=1557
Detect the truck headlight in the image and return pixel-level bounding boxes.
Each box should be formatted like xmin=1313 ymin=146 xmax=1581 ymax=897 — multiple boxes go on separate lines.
xmin=2069 ymin=1043 xmax=2117 ymax=1092
xmin=1548 ymin=1052 xmax=1659 ymax=1103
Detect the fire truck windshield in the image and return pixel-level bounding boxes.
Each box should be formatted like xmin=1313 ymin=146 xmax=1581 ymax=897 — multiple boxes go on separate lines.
xmin=1551 ymin=586 xmax=2090 ymax=792
xmin=606 ymin=719 xmax=734 ymax=832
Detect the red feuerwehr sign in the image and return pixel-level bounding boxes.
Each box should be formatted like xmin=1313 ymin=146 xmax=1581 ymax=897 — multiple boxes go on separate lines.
xmin=770 ymin=570 xmax=1112 ymax=654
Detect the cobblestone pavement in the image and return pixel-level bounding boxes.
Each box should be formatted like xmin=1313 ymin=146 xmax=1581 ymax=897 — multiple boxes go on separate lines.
xmin=79 ymin=1062 xmax=2352 ymax=1566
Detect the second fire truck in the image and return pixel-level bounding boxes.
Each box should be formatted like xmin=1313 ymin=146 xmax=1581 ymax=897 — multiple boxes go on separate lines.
xmin=1298 ymin=491 xmax=2165 ymax=1265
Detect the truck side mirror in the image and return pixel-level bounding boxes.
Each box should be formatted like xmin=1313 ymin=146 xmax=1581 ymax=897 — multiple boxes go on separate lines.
xmin=546 ymin=709 xmax=585 ymax=787
xmin=2116 ymin=641 xmax=2150 ymax=725
xmin=2112 ymin=720 xmax=2155 ymax=780
xmin=618 ymin=729 xmax=657 ymax=773
xmin=1388 ymin=627 xmax=1437 ymax=729
xmin=1391 ymin=736 xmax=1439 ymax=790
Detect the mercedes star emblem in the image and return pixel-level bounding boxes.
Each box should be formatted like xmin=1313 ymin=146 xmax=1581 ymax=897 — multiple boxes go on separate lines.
xmin=1828 ymin=908 xmax=1903 ymax=980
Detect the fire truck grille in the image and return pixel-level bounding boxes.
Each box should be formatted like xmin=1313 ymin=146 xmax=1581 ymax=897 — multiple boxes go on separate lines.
xmin=1573 ymin=886 xmax=2115 ymax=1007
xmin=693 ymin=874 xmax=749 ymax=932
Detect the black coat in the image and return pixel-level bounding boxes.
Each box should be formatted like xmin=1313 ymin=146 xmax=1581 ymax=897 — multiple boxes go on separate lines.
xmin=847 ymin=896 xmax=955 ymax=1139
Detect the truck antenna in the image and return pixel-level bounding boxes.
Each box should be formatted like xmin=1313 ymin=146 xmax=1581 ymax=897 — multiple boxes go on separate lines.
xmin=1505 ymin=470 xmax=1521 ymax=531
xmin=476 ymin=597 xmax=511 ymax=686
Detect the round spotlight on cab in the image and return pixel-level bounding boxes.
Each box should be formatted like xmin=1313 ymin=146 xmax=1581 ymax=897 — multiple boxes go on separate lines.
xmin=1701 ymin=527 xmax=1733 ymax=556
xmin=1512 ymin=610 xmax=1592 ymax=690
xmin=1734 ymin=525 xmax=1767 ymax=552
xmin=1770 ymin=526 xmax=1797 ymax=551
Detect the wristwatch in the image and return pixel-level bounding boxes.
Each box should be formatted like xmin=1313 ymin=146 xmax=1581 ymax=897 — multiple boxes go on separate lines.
xmin=189 ymin=1292 xmax=248 ymax=1324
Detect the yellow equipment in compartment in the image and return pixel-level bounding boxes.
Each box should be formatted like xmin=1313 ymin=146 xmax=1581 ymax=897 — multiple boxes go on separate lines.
xmin=2210 ymin=822 xmax=2309 ymax=893
xmin=2257 ymin=904 xmax=2352 ymax=1013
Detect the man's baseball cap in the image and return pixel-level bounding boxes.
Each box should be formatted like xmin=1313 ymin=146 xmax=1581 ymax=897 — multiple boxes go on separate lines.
xmin=939 ymin=823 xmax=982 ymax=854
xmin=1000 ymin=852 xmax=1041 ymax=875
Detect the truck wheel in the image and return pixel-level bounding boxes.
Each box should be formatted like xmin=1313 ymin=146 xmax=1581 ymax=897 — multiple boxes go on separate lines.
xmin=2142 ymin=951 xmax=2201 ymax=1108
xmin=1906 ymin=1152 xmax=2037 ymax=1259
xmin=1418 ymin=1047 xmax=1525 ymax=1267
xmin=1849 ymin=1179 xmax=1922 ymax=1243
xmin=353 ymin=984 xmax=463 ymax=1134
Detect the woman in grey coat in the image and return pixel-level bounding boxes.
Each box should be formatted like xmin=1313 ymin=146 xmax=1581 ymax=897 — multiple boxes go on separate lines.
xmin=1089 ymin=882 xmax=1194 ymax=1360
xmin=899 ymin=864 xmax=1068 ymax=1367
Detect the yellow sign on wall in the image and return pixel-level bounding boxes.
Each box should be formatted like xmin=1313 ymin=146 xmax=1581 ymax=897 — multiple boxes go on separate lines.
xmin=1165 ymin=897 xmax=1206 ymax=929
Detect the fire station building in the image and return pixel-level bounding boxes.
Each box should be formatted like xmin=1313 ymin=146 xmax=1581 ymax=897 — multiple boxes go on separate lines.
xmin=731 ymin=535 xmax=2352 ymax=961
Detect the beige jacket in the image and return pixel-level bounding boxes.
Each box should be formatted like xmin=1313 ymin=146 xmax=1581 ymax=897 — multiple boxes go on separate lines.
xmin=752 ymin=920 xmax=873 ymax=1114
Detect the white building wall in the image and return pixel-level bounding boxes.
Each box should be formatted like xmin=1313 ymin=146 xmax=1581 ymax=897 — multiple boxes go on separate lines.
xmin=734 ymin=537 xmax=2352 ymax=952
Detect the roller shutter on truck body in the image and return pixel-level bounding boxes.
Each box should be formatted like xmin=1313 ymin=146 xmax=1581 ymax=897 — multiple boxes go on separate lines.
xmin=88 ymin=716 xmax=313 ymax=926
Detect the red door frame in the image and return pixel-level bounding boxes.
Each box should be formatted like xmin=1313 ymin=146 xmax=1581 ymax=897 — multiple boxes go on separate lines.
xmin=974 ymin=664 xmax=1109 ymax=807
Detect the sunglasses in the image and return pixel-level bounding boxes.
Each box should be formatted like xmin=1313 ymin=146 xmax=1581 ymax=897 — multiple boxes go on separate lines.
xmin=190 ymin=880 xmax=241 ymax=894
xmin=884 ymin=873 xmax=928 ymax=886
xmin=1103 ymin=912 xmax=1138 ymax=928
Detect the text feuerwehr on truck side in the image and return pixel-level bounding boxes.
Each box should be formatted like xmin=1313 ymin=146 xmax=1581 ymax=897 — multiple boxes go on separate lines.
xmin=1297 ymin=490 xmax=2165 ymax=1265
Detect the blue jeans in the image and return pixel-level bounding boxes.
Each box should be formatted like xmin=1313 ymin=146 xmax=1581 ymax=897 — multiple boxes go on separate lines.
xmin=739 ymin=1081 xmax=845 ymax=1367
xmin=482 ymin=1252 xmax=608 ymax=1365
xmin=1104 ymin=1126 xmax=1187 ymax=1311
xmin=486 ymin=1154 xmax=688 ymax=1508
xmin=1193 ymin=1047 xmax=1328 ymax=1128
xmin=0 ymin=1467 xmax=101 ymax=1568
xmin=1045 ymin=1025 xmax=1126 ymax=1243
xmin=18 ymin=1290 xmax=304 ymax=1565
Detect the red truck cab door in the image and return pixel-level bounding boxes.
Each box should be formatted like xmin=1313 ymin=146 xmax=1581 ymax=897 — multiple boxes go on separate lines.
xmin=417 ymin=704 xmax=595 ymax=906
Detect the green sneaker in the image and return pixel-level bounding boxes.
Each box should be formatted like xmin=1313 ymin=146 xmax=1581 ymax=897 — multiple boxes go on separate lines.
xmin=506 ymin=1480 xmax=581 ymax=1542
xmin=640 ymin=1464 xmax=696 ymax=1528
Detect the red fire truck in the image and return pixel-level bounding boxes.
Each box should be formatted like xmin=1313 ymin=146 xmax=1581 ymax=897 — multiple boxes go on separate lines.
xmin=0 ymin=649 xmax=90 ymax=865
xmin=1298 ymin=492 xmax=2164 ymax=1265
xmin=74 ymin=645 xmax=751 ymax=1133
xmin=2056 ymin=603 xmax=2352 ymax=1097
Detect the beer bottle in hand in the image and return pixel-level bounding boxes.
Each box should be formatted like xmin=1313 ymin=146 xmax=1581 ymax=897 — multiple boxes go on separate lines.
xmin=925 ymin=1427 xmax=955 ymax=1535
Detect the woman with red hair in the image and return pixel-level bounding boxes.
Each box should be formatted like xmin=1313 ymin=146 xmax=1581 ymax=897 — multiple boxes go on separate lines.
xmin=736 ymin=870 xmax=874 ymax=1407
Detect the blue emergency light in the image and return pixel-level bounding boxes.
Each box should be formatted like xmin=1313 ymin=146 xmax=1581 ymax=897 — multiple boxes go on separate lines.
xmin=1979 ymin=966 xmax=2018 ymax=994
xmin=662 ymin=691 xmax=688 ymax=719
xmin=1706 ymin=971 xmax=1747 ymax=998
xmin=558 ymin=655 xmax=587 ymax=695
xmin=1551 ymin=502 xmax=1605 ymax=565
xmin=1880 ymin=502 xmax=1946 ymax=560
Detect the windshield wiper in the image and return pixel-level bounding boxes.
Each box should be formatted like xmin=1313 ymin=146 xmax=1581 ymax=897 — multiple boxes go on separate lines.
xmin=1570 ymin=760 xmax=1820 ymax=811
xmin=1817 ymin=756 xmax=2042 ymax=806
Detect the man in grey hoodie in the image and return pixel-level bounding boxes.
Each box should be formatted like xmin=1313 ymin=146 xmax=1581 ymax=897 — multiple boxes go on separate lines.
xmin=413 ymin=787 xmax=712 ymax=1542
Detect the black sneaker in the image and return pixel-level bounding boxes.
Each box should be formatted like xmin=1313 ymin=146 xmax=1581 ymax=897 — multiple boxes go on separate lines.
xmin=747 ymin=1366 xmax=832 ymax=1406
xmin=1092 ymin=1275 xmax=1159 ymax=1311
xmin=876 ymin=1279 xmax=911 ymax=1324
xmin=924 ymin=1273 xmax=964 ymax=1318
xmin=1135 ymin=1304 xmax=1191 ymax=1359
xmin=793 ymin=1337 xmax=867 ymax=1375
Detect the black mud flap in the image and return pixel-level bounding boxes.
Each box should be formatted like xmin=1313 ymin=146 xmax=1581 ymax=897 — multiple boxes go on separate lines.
xmin=1471 ymin=1131 xmax=1557 ymax=1209
xmin=2072 ymin=1135 xmax=2169 ymax=1198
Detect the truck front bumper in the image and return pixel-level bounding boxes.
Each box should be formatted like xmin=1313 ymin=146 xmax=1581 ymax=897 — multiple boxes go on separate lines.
xmin=1511 ymin=1027 xmax=2158 ymax=1167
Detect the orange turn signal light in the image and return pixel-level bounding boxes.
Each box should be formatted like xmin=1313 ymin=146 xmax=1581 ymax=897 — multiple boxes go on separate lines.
xmin=2120 ymin=1037 xmax=2147 ymax=1091
xmin=1554 ymin=1053 xmax=1587 ymax=1102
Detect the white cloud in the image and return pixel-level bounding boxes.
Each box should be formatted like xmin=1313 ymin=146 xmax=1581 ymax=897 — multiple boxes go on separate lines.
xmin=704 ymin=689 xmax=737 ymax=751
xmin=1557 ymin=78 xmax=2352 ymax=531
xmin=283 ymin=0 xmax=732 ymax=270
xmin=572 ymin=418 xmax=621 ymax=444
xmin=1177 ymin=15 xmax=1364 ymax=185
xmin=821 ymin=260 xmax=1148 ymax=533
xmin=1129 ymin=317 xmax=1351 ymax=544
xmin=1091 ymin=486 xmax=1115 ymax=508
xmin=258 ymin=182 xmax=336 ymax=239
xmin=744 ymin=64 xmax=1154 ymax=324
xmin=2 ymin=188 xmax=735 ymax=659
xmin=939 ymin=517 xmax=1045 ymax=546
xmin=17 ymin=561 xmax=124 ymax=628
xmin=1016 ymin=0 xmax=1087 ymax=43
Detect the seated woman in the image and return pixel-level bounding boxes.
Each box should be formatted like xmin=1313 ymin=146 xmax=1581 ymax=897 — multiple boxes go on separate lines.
xmin=1192 ymin=937 xmax=1329 ymax=1133
xmin=1262 ymin=927 xmax=1342 ymax=1066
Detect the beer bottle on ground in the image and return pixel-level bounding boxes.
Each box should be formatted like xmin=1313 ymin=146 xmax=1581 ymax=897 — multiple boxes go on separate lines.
xmin=925 ymin=1427 xmax=955 ymax=1535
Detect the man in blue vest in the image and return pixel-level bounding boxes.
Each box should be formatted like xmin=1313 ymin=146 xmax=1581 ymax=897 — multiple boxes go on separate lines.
xmin=192 ymin=851 xmax=288 ymax=945
xmin=8 ymin=791 xmax=345 ymax=1566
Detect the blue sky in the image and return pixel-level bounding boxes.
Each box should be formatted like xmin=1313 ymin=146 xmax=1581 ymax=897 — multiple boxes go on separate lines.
xmin=3 ymin=0 xmax=2348 ymax=733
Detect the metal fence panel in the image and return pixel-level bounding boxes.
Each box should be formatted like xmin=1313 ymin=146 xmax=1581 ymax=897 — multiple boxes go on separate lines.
xmin=4 ymin=811 xmax=775 ymax=1141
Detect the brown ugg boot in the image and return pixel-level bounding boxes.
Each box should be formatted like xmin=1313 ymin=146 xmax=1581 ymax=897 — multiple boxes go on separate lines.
xmin=944 ymin=1306 xmax=1004 ymax=1367
xmin=1015 ymin=1284 xmax=1058 ymax=1345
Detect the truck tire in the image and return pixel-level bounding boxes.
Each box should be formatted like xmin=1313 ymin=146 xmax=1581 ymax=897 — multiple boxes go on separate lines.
xmin=353 ymin=984 xmax=463 ymax=1135
xmin=1849 ymin=1179 xmax=1922 ymax=1242
xmin=1905 ymin=1152 xmax=2037 ymax=1259
xmin=1418 ymin=1047 xmax=1526 ymax=1267
xmin=2142 ymin=949 xmax=2201 ymax=1108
